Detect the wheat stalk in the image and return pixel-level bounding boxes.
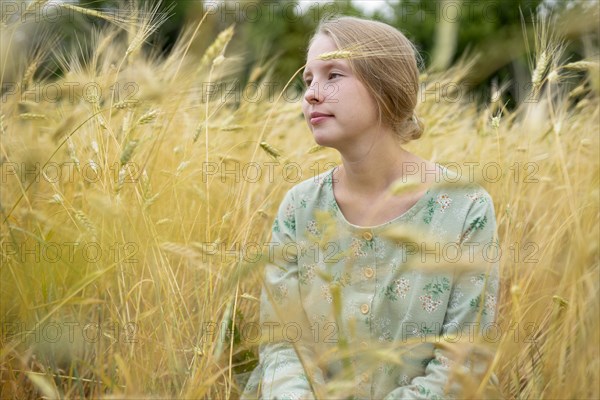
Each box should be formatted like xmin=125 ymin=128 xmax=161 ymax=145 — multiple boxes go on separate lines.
xmin=198 ymin=25 xmax=235 ymax=71
xmin=137 ymin=110 xmax=158 ymax=125
xmin=307 ymin=145 xmax=325 ymax=154
xmin=19 ymin=113 xmax=46 ymax=120
xmin=124 ymin=2 xmax=173 ymax=60
xmin=317 ymin=50 xmax=355 ymax=60
xmin=120 ymin=140 xmax=139 ymax=166
xmin=259 ymin=141 xmax=281 ymax=160
xmin=58 ymin=3 xmax=129 ymax=27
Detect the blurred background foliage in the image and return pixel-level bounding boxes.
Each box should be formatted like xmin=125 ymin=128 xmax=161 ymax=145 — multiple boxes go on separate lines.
xmin=3 ymin=0 xmax=598 ymax=108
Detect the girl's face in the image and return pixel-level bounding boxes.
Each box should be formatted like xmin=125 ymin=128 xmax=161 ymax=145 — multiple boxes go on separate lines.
xmin=302 ymin=34 xmax=382 ymax=153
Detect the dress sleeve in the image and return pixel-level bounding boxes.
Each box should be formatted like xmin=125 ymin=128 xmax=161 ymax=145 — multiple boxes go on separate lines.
xmin=384 ymin=191 xmax=500 ymax=400
xmin=243 ymin=188 xmax=325 ymax=400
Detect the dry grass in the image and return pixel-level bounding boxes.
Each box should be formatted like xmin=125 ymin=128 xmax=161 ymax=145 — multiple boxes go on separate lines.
xmin=1 ymin=3 xmax=598 ymax=400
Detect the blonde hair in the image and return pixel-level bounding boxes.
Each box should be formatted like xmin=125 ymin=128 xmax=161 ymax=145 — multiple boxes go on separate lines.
xmin=308 ymin=15 xmax=424 ymax=143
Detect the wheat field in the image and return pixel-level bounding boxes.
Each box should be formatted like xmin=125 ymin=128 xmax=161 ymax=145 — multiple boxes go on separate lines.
xmin=1 ymin=2 xmax=598 ymax=399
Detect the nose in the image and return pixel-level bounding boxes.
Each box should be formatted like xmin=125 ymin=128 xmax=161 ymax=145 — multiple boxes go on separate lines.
xmin=303 ymin=81 xmax=323 ymax=104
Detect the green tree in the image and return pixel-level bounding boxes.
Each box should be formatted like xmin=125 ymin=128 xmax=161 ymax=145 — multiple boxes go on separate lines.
xmin=227 ymin=0 xmax=364 ymax=86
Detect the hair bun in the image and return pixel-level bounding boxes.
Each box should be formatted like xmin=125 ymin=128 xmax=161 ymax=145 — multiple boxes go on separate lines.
xmin=397 ymin=113 xmax=424 ymax=142
xmin=410 ymin=113 xmax=424 ymax=140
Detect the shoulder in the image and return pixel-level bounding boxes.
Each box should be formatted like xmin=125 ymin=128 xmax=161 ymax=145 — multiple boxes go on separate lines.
xmin=423 ymin=165 xmax=496 ymax=242
xmin=279 ymin=168 xmax=333 ymax=206
xmin=290 ymin=168 xmax=333 ymax=194
xmin=434 ymin=168 xmax=497 ymax=244
xmin=434 ymin=165 xmax=495 ymax=211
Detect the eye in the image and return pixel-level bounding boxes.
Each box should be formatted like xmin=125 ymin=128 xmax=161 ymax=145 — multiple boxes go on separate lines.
xmin=329 ymin=72 xmax=342 ymax=80
xmin=303 ymin=78 xmax=312 ymax=87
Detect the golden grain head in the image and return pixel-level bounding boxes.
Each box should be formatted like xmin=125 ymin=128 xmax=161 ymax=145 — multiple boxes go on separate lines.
xmin=220 ymin=124 xmax=244 ymax=131
xmin=259 ymin=141 xmax=281 ymax=160
xmin=552 ymin=295 xmax=569 ymax=308
xmin=307 ymin=145 xmax=325 ymax=154
xmin=532 ymin=51 xmax=549 ymax=88
xmin=137 ymin=110 xmax=158 ymax=125
xmin=562 ymin=60 xmax=599 ymax=71
xmin=199 ymin=24 xmax=235 ymax=69
xmin=19 ymin=113 xmax=47 ymax=120
xmin=317 ymin=50 xmax=355 ymax=61
xmin=120 ymin=140 xmax=139 ymax=166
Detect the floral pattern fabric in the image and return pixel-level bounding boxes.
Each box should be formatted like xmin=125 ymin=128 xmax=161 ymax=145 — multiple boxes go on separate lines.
xmin=242 ymin=165 xmax=500 ymax=399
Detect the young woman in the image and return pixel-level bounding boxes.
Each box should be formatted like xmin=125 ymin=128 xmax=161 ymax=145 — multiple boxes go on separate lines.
xmin=242 ymin=15 xmax=500 ymax=400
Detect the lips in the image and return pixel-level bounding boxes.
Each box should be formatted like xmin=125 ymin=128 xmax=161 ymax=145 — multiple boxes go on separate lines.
xmin=309 ymin=112 xmax=334 ymax=125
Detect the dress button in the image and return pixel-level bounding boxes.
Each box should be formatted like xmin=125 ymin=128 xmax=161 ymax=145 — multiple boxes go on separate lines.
xmin=360 ymin=341 xmax=368 ymax=349
xmin=360 ymin=303 xmax=370 ymax=314
xmin=364 ymin=267 xmax=374 ymax=278
xmin=362 ymin=231 xmax=373 ymax=241
xmin=361 ymin=372 xmax=369 ymax=383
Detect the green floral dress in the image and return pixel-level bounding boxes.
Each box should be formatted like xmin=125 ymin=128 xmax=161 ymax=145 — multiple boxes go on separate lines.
xmin=242 ymin=165 xmax=500 ymax=400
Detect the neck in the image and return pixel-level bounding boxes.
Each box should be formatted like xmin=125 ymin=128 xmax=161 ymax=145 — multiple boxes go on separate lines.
xmin=334 ymin=131 xmax=434 ymax=196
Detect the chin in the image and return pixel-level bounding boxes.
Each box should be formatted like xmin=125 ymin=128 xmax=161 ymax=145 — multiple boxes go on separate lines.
xmin=311 ymin=129 xmax=337 ymax=147
xmin=312 ymin=135 xmax=339 ymax=150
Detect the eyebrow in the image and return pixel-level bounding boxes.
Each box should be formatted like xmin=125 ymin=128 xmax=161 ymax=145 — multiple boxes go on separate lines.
xmin=302 ymin=60 xmax=346 ymax=79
